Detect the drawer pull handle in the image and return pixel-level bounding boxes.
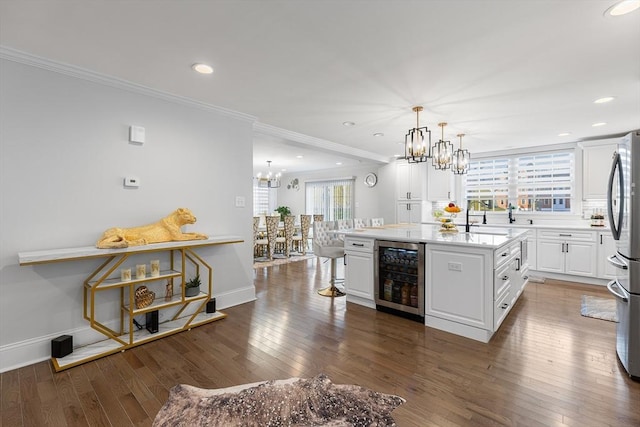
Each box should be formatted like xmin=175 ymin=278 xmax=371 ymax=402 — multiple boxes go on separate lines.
xmin=502 ymin=275 xmax=509 ymax=281
xmin=352 ymin=243 xmax=365 ymax=247
xmin=501 ymin=303 xmax=509 ymax=309
xmin=501 ymin=252 xmax=508 ymax=257
xmin=559 ymin=233 xmax=572 ymax=237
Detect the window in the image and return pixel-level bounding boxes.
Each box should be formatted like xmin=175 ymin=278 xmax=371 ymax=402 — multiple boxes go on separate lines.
xmin=305 ymin=178 xmax=355 ymax=220
xmin=253 ymin=183 xmax=272 ymax=216
xmin=465 ymin=150 xmax=575 ymax=213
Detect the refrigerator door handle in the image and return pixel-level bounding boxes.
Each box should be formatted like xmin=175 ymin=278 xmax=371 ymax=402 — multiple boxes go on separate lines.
xmin=607 ymin=280 xmax=629 ymax=303
xmin=607 ymin=254 xmax=629 ymax=270
xmin=607 ymin=151 xmax=624 ymax=241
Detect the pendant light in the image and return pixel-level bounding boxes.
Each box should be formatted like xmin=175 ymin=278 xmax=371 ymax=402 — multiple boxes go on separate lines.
xmin=432 ymin=122 xmax=453 ymax=170
xmin=404 ymin=106 xmax=431 ymax=163
xmin=255 ymin=160 xmax=281 ymax=188
xmin=452 ymin=133 xmax=471 ymax=175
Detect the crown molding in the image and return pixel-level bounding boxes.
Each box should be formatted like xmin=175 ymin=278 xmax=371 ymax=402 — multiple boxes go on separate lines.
xmin=0 ymin=46 xmax=256 ymax=124
xmin=253 ymin=122 xmax=390 ymax=164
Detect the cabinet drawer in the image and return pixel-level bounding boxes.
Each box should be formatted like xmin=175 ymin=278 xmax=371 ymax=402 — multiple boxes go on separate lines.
xmin=537 ymin=230 xmax=596 ymax=242
xmin=494 ymin=246 xmax=513 ymax=268
xmin=494 ymin=262 xmax=511 ymax=299
xmin=344 ymin=237 xmax=374 ymax=253
xmin=494 ymin=289 xmax=511 ymax=329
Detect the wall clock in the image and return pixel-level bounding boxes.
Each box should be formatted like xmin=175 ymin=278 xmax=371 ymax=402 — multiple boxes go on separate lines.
xmin=364 ymin=172 xmax=378 ymax=187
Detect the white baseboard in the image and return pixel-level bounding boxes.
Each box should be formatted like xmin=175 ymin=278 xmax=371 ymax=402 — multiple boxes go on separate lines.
xmin=529 ymin=270 xmax=608 ymax=286
xmin=0 ymin=286 xmax=256 ymax=373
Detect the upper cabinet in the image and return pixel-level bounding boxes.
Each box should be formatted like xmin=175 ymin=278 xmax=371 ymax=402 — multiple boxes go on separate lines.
xmin=396 ymin=161 xmax=426 ymax=201
xmin=426 ymin=166 xmax=453 ymax=201
xmin=582 ymin=140 xmax=617 ymax=200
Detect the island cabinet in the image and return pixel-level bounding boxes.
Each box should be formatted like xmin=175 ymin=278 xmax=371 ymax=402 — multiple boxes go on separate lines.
xmin=425 ymin=237 xmax=526 ymax=343
xmin=344 ymin=236 xmax=375 ymax=308
xmin=18 ymin=236 xmax=242 ymax=371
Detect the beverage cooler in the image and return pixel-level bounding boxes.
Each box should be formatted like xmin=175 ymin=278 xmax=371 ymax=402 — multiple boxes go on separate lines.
xmin=374 ymin=240 xmax=425 ymax=322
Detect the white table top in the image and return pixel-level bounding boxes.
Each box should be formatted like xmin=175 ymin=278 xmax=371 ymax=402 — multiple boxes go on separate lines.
xmin=18 ymin=235 xmax=243 ymax=265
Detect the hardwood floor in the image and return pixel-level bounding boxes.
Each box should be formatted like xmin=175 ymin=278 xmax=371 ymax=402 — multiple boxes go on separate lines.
xmin=2 ymin=259 xmax=639 ymax=426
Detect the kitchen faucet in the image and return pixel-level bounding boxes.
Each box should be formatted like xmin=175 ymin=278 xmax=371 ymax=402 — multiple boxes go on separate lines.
xmin=508 ymin=204 xmax=516 ymax=223
xmin=465 ymin=200 xmax=488 ymax=232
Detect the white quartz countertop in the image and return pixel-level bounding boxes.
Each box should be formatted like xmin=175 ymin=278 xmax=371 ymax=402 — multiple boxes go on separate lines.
xmin=422 ymin=220 xmax=610 ymax=231
xmin=342 ymin=224 xmax=527 ymax=249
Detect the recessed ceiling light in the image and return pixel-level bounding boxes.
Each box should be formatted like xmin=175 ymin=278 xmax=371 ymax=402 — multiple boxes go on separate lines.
xmin=191 ymin=63 xmax=214 ymax=74
xmin=594 ymin=96 xmax=615 ymax=104
xmin=558 ymin=132 xmax=571 ymax=137
xmin=605 ymin=0 xmax=640 ymax=16
xmin=592 ymin=122 xmax=607 ymax=127
xmin=296 ymin=155 xmax=303 ymax=159
xmin=342 ymin=121 xmax=355 ymax=127
xmin=336 ymin=162 xmax=343 ymax=165
xmin=373 ymin=132 xmax=384 ymax=137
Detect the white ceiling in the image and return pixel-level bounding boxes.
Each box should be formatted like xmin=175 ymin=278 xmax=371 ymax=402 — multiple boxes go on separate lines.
xmin=1 ymin=1 xmax=639 ymax=175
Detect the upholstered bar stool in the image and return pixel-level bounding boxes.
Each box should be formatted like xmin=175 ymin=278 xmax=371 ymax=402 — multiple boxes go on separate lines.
xmin=313 ymin=220 xmax=346 ymax=297
xmin=353 ymin=218 xmax=367 ymax=228
xmin=309 ymin=214 xmax=324 ymax=252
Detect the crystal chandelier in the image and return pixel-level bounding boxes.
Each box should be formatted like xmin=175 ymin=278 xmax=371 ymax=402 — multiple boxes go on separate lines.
xmin=404 ymin=106 xmax=431 ymax=163
xmin=432 ymin=122 xmax=453 ymax=170
xmin=255 ymin=160 xmax=281 ymax=188
xmin=452 ymin=133 xmax=471 ymax=175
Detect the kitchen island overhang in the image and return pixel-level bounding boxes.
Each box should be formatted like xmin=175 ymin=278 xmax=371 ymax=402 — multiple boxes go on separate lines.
xmin=341 ymin=224 xmax=529 ymax=343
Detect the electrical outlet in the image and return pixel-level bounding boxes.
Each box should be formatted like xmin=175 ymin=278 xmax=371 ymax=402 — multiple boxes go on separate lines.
xmin=448 ymin=262 xmax=462 ymax=272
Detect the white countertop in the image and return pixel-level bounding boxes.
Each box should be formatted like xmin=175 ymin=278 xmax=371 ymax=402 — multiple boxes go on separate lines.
xmin=422 ymin=220 xmax=610 ymax=232
xmin=342 ymin=224 xmax=527 ymax=249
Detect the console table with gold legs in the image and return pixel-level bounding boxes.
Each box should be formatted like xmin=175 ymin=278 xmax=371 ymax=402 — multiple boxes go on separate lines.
xmin=18 ymin=236 xmax=243 ymax=371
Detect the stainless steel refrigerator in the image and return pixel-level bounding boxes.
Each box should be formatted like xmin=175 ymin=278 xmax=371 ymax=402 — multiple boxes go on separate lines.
xmin=607 ymin=130 xmax=640 ymax=379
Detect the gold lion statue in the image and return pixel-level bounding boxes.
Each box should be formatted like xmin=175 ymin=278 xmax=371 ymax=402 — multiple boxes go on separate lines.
xmin=96 ymin=208 xmax=208 ymax=249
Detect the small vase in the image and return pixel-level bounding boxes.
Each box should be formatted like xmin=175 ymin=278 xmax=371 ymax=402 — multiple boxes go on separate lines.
xmin=185 ymin=287 xmax=200 ymax=297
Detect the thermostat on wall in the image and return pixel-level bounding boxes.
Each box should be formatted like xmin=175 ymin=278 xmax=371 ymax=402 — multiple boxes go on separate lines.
xmin=124 ymin=176 xmax=140 ymax=188
xmin=129 ymin=125 xmax=145 ymax=144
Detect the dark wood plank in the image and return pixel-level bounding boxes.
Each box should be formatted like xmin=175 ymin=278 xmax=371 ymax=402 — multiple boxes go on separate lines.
xmin=2 ymin=258 xmax=640 ymax=426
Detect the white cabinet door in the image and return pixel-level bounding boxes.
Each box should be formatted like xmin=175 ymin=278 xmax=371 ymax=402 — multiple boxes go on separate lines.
xmin=426 ymin=166 xmax=452 ymax=201
xmin=396 ymin=161 xmax=425 ymax=200
xmin=345 ymin=251 xmax=374 ymax=301
xmin=565 ymin=241 xmax=597 ymax=277
xmin=396 ymin=202 xmax=422 ymax=224
xmin=583 ymin=143 xmax=616 ymax=199
xmin=426 ymin=245 xmax=492 ymax=330
xmin=536 ymin=239 xmax=565 ymax=274
xmin=527 ymin=236 xmax=537 ymax=271
xmin=597 ymin=232 xmax=617 ymax=279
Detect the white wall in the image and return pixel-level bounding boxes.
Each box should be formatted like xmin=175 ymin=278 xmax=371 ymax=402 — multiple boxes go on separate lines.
xmin=276 ymin=164 xmax=391 ymax=221
xmin=0 ymin=56 xmax=256 ymax=371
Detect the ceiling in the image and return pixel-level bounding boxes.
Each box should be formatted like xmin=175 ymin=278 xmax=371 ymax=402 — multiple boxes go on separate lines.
xmin=1 ymin=1 xmax=639 ymax=175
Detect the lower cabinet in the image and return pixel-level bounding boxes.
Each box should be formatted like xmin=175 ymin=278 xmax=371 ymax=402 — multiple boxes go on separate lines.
xmin=597 ymin=232 xmax=617 ymax=279
xmin=344 ymin=236 xmax=375 ymax=307
xmin=536 ymin=230 xmax=597 ymax=277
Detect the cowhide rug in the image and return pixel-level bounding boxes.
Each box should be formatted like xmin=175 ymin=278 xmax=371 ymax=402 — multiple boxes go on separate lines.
xmin=153 ymin=373 xmax=405 ymax=426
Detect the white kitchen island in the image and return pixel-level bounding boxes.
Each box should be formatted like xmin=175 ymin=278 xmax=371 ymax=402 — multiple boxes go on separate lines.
xmin=341 ymin=224 xmax=529 ymax=343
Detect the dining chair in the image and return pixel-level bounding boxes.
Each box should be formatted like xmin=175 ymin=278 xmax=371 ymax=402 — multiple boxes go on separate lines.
xmin=264 ymin=215 xmax=280 ymax=260
xmin=280 ymin=215 xmax=296 ymax=257
xmin=313 ymin=220 xmax=345 ymax=297
xmin=253 ymin=216 xmax=268 ymax=258
xmin=293 ymin=214 xmax=311 ymax=255
xmin=353 ymin=218 xmax=367 ymax=228
xmin=370 ymin=217 xmax=384 ymax=227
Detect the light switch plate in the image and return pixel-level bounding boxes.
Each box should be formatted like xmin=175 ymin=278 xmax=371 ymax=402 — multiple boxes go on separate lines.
xmin=129 ymin=125 xmax=145 ymax=144
xmin=235 ymin=196 xmax=245 ymax=207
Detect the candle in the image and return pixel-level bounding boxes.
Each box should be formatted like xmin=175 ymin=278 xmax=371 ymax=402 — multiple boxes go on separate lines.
xmin=121 ymin=268 xmax=132 ymax=282
xmin=136 ymin=264 xmax=146 ymax=280
xmin=150 ymin=260 xmax=160 ymax=277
